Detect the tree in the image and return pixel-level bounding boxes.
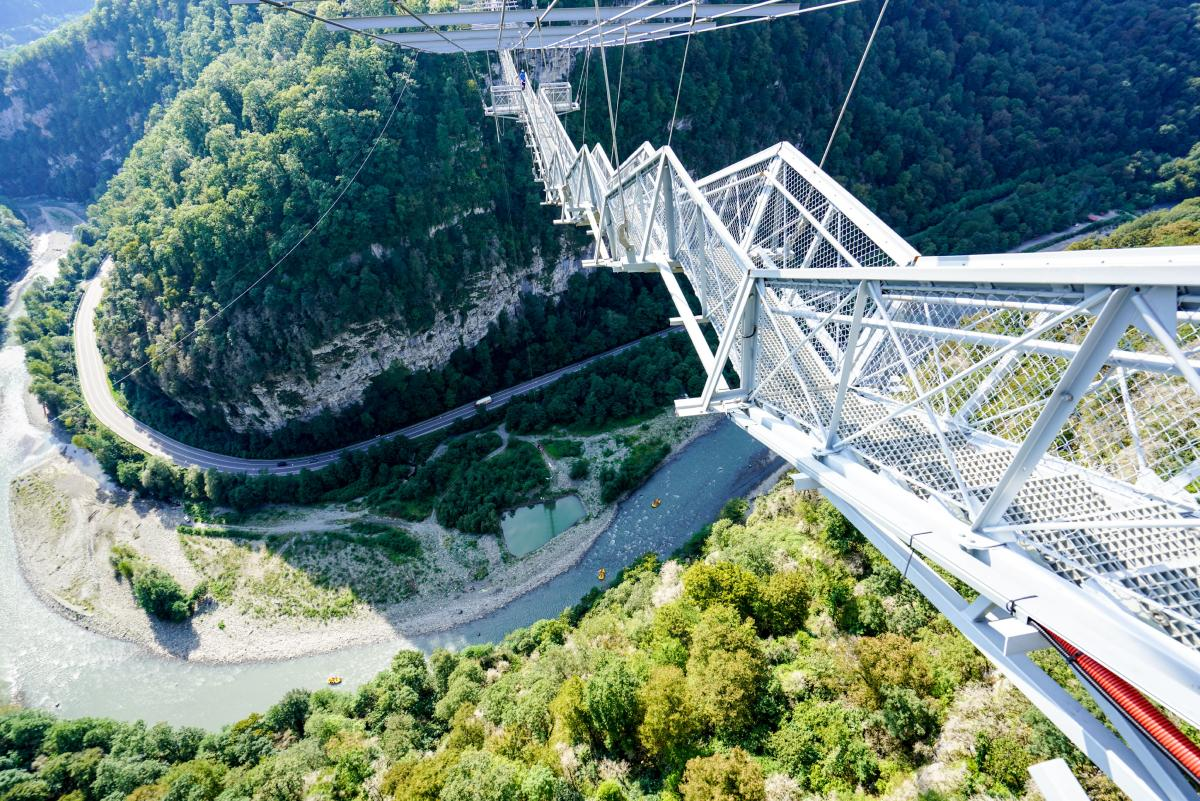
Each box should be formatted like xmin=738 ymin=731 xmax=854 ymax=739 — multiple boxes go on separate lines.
xmin=637 ymin=666 xmax=696 ymax=767
xmin=879 ymin=687 xmax=937 ymax=749
xmin=685 ymin=606 xmax=767 ymax=738
xmin=768 ymin=703 xmax=879 ymax=793
xmin=681 ymin=563 xmax=762 ymax=622
xmin=584 ymin=659 xmax=643 ymax=754
xmin=438 ymin=750 xmax=521 ymax=801
xmin=131 ymin=567 xmax=193 ymax=623
xmin=756 ymin=571 xmax=809 ymax=637
xmin=678 ymin=749 xmax=765 ymax=801
xmin=263 ymin=690 xmax=311 ymax=736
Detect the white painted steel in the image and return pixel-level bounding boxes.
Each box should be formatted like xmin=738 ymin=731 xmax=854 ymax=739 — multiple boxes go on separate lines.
xmin=492 ymin=49 xmax=1200 ymax=797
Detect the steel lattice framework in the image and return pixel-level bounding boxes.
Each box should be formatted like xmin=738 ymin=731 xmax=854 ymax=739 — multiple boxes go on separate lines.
xmin=486 ymin=51 xmax=1200 ymax=800
xmin=233 ymin=1 xmax=1200 ymax=795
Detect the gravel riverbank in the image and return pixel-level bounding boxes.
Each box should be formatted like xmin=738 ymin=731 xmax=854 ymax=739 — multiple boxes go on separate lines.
xmin=10 ymin=413 xmax=720 ymax=665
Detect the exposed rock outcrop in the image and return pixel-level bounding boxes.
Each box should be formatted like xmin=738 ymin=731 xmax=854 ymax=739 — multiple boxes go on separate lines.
xmin=213 ymin=253 xmax=581 ymax=432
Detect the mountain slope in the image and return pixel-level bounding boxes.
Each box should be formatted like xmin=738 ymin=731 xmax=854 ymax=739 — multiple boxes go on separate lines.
xmin=0 ymin=0 xmax=248 ymax=198
xmin=85 ymin=10 xmax=565 ymax=435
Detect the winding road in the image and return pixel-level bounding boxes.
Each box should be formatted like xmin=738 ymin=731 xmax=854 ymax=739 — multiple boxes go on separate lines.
xmin=74 ymin=263 xmax=670 ymax=475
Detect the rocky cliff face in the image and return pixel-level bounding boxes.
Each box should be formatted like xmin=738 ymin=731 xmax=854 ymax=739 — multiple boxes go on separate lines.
xmin=205 ymin=253 xmax=581 ymax=433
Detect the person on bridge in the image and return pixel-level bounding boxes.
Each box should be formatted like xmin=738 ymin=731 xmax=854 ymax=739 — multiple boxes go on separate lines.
xmin=519 ymin=69 xmax=527 ymax=90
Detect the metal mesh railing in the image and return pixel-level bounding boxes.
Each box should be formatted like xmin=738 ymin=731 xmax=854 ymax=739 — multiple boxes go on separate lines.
xmin=499 ymin=51 xmax=1200 ymax=649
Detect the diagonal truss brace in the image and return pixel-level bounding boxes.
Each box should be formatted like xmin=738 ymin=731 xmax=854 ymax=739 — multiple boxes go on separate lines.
xmin=677 ymin=269 xmax=756 ymax=416
xmin=974 ymin=288 xmax=1136 ymax=530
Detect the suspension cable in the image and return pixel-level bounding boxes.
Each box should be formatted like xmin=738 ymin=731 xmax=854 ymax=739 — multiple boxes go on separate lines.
xmin=613 ymin=28 xmax=629 ymax=136
xmin=579 ymin=45 xmax=592 ymax=144
xmin=593 ymin=0 xmax=629 ymax=237
xmin=819 ymin=0 xmax=889 ymax=169
xmin=387 ymin=0 xmax=486 ymax=108
xmin=666 ymin=0 xmax=698 ymax=148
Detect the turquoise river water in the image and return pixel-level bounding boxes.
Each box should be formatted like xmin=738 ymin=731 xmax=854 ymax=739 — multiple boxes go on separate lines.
xmin=0 ymin=342 xmax=780 ymax=728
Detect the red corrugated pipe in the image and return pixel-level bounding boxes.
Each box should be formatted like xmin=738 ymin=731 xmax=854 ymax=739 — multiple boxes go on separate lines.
xmin=1041 ymin=626 xmax=1200 ymax=783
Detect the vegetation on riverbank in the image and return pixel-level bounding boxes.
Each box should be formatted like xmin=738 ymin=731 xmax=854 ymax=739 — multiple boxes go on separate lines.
xmin=0 ymin=482 xmax=1121 ymax=801
xmin=0 ymin=203 xmax=31 ymax=323
xmin=109 ymin=545 xmax=205 ymax=623
xmin=1069 ymin=195 xmax=1200 ymax=249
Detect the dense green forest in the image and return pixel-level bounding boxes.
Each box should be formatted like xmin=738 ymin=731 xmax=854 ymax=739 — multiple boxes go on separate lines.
xmin=0 ymin=0 xmax=249 ymax=198
xmin=30 ymin=0 xmax=1193 ymax=451
xmin=0 ymin=203 xmax=31 ymax=312
xmin=0 ymin=0 xmax=94 ymax=50
xmin=0 ymin=486 xmax=1123 ymax=801
xmin=79 ymin=5 xmax=566 ymax=439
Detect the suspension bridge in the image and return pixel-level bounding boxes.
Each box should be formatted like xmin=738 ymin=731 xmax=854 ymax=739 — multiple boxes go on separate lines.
xmin=237 ymin=1 xmax=1200 ymax=798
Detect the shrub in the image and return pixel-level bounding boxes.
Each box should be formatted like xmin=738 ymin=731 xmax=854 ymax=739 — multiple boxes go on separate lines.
xmin=970 ymin=733 xmax=1033 ymax=794
xmin=815 ymin=500 xmax=861 ymax=554
xmin=568 ymin=458 xmax=589 ymax=480
xmin=584 ymin=659 xmax=643 ymax=754
xmin=718 ymin=498 xmax=749 ymax=523
xmin=679 ymin=749 xmax=765 ymax=801
xmin=681 ymin=562 xmax=762 ymax=623
xmin=132 ymin=567 xmax=193 ymax=623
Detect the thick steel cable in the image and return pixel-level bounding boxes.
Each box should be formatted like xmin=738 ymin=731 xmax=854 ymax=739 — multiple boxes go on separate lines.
xmin=666 ymin=0 xmax=698 ymax=148
xmin=258 ymin=0 xmax=402 ymax=48
xmin=517 ymin=0 xmax=559 ymax=50
xmin=580 ymin=45 xmax=592 ymax=143
xmin=593 ymin=0 xmax=629 ymax=235
xmin=387 ymin=0 xmax=486 ymax=108
xmin=613 ymin=29 xmax=629 ymax=135
xmin=819 ymin=0 xmax=889 ymax=168
xmin=50 ymin=68 xmax=412 ymax=427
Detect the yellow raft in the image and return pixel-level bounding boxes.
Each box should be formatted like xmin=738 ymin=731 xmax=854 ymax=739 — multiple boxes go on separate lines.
xmin=327 ymin=675 xmax=343 ymax=686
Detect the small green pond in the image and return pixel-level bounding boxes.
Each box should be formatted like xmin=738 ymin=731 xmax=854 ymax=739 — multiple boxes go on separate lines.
xmin=501 ymin=495 xmax=586 ymax=556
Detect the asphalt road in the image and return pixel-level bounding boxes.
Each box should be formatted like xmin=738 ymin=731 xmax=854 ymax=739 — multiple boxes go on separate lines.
xmin=74 ymin=264 xmax=670 ymax=475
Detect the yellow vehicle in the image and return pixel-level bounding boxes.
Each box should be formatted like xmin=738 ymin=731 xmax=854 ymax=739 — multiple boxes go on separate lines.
xmin=327 ymin=675 xmax=343 ymax=686
xmin=651 ymin=498 xmax=662 ymax=509
xmin=597 ymin=568 xmax=606 ymax=581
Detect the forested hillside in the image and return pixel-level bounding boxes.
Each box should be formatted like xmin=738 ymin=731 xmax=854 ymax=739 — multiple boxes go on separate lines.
xmin=83 ymin=7 xmax=565 ymax=436
xmin=0 ymin=0 xmax=249 ymax=198
xmin=0 ymin=486 xmax=1122 ymax=801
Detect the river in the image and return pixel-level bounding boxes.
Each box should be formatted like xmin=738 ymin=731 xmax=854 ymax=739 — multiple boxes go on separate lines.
xmin=0 ymin=209 xmax=781 ymax=730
